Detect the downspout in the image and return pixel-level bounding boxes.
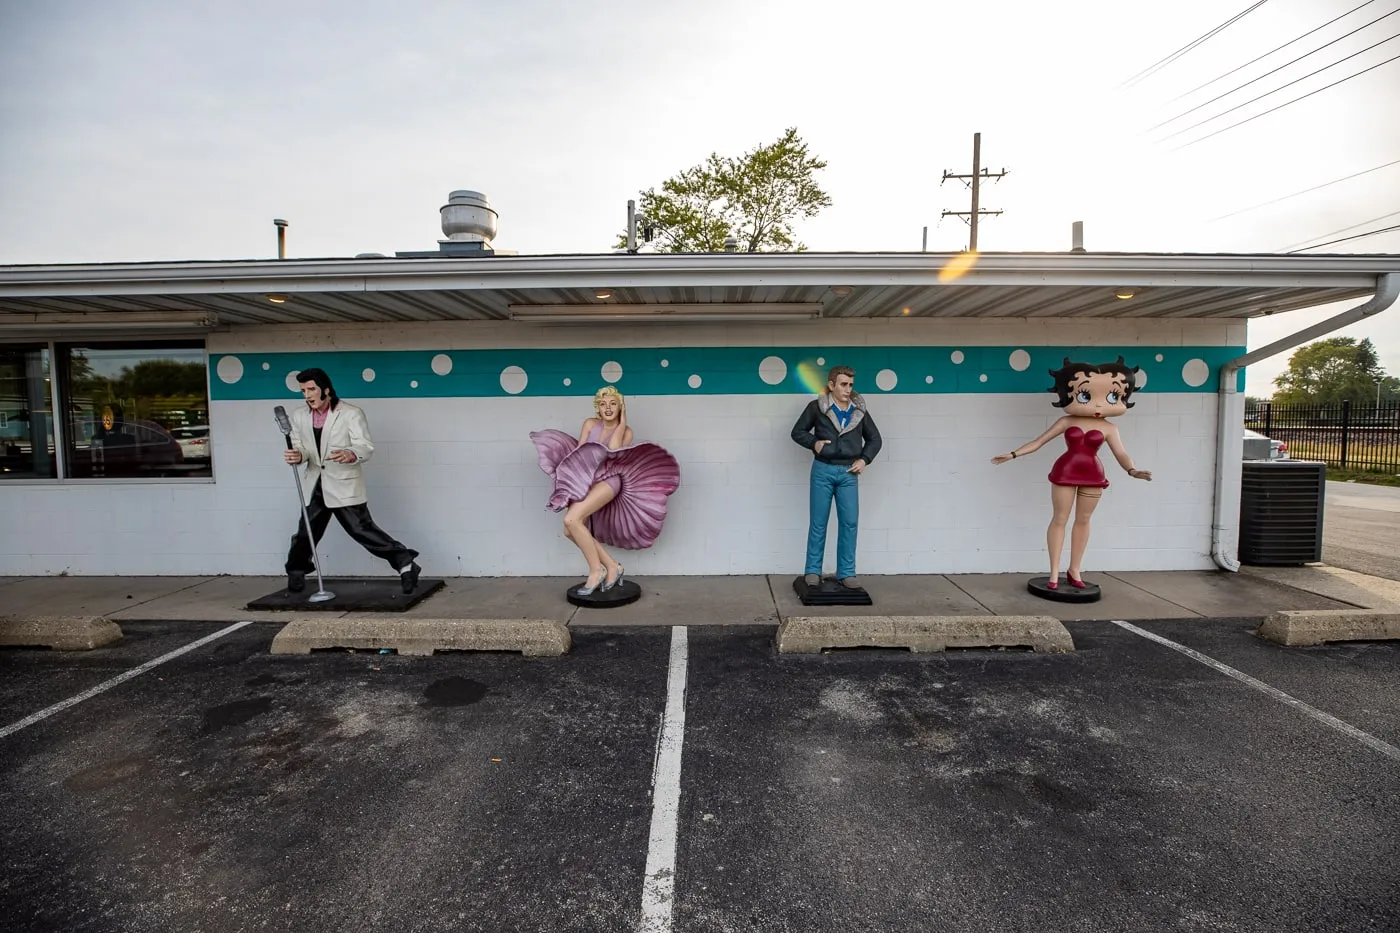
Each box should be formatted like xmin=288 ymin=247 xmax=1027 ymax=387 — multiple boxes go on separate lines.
xmin=1211 ymin=272 xmax=1400 ymax=571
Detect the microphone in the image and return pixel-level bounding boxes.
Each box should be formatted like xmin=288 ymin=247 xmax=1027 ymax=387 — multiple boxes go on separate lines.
xmin=273 ymin=405 xmax=294 ymax=450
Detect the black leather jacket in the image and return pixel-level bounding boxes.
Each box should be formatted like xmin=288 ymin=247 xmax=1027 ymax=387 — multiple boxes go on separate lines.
xmin=790 ymin=393 xmax=883 ymax=465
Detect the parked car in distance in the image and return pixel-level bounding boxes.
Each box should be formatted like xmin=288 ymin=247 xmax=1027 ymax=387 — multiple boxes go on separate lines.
xmin=1244 ymin=428 xmax=1289 ymax=460
xmin=172 ymin=424 xmax=210 ymax=460
xmin=67 ymin=419 xmax=184 ymax=476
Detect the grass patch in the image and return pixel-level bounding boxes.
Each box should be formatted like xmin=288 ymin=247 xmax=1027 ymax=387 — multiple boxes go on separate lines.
xmin=1326 ymin=469 xmax=1400 ymax=487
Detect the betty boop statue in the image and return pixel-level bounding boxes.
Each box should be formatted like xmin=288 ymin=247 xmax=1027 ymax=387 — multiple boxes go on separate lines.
xmin=991 ymin=357 xmax=1152 ymax=591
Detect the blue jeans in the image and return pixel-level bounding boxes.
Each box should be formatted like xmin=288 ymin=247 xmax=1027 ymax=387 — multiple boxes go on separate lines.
xmin=806 ymin=460 xmax=859 ymax=578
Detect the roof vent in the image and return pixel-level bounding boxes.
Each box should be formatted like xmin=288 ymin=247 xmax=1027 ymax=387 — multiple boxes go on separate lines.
xmin=440 ymin=190 xmax=497 ymax=251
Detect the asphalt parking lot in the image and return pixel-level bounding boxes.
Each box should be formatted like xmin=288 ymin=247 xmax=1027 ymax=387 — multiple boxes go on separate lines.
xmin=2 ymin=619 xmax=1397 ymax=933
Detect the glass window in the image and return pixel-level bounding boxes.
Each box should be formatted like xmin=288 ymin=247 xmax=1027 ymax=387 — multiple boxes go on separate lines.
xmin=60 ymin=342 xmax=211 ymax=479
xmin=0 ymin=345 xmax=57 ymax=479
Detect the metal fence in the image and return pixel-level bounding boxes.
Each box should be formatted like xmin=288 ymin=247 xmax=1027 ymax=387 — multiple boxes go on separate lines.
xmin=1244 ymin=400 xmax=1400 ymax=473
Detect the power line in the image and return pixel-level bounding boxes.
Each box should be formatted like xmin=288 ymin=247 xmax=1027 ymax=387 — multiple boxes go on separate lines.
xmin=1151 ymin=7 xmax=1400 ymax=131
xmin=1279 ymin=209 xmax=1400 ymax=251
xmin=1212 ymin=159 xmax=1400 ymax=221
xmin=1165 ymin=0 xmax=1381 ymax=104
xmin=1166 ymin=43 xmax=1400 ymax=147
xmin=1121 ymin=0 xmax=1275 ymax=88
xmin=1286 ymin=222 xmax=1400 ymax=252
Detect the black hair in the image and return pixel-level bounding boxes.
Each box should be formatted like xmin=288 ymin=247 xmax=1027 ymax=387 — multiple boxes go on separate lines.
xmin=295 ymin=367 xmax=340 ymax=409
xmin=1047 ymin=356 xmax=1140 ymax=409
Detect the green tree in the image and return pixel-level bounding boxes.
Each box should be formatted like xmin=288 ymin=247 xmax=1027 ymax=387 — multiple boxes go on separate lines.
xmin=1273 ymin=337 xmax=1400 ymax=406
xmin=621 ymin=128 xmax=832 ymax=253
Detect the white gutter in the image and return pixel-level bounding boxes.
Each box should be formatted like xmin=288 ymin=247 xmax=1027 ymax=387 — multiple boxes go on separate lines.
xmin=1211 ymin=272 xmax=1400 ymax=571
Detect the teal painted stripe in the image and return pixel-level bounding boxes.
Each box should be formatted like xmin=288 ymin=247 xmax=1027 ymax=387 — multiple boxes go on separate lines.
xmin=210 ymin=345 xmax=1248 ymax=400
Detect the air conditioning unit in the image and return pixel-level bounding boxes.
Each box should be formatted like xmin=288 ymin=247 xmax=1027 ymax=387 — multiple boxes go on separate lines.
xmin=1239 ymin=460 xmax=1326 ymax=565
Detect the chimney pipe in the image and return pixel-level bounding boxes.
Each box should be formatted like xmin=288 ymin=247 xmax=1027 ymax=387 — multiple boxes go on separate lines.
xmin=1071 ymin=221 xmax=1085 ymax=253
xmin=274 ymin=218 xmax=288 ymax=259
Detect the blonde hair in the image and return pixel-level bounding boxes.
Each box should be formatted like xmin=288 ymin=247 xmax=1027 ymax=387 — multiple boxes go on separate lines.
xmin=593 ymin=385 xmax=625 ymax=418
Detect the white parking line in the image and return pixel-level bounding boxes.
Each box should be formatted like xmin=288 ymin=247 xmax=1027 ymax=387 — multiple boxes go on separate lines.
xmin=1112 ymin=620 xmax=1400 ymax=763
xmin=639 ymin=625 xmax=689 ymax=932
xmin=0 ymin=621 xmax=254 ymax=740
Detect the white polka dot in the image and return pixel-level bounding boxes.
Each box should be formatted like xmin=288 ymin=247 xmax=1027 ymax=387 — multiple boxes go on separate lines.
xmin=431 ymin=354 xmax=453 ymax=376
xmin=362 ymin=368 xmax=376 ymax=383
xmin=1135 ymin=369 xmax=1148 ymax=389
xmin=925 ymin=375 xmax=933 ymax=384
xmin=875 ymin=369 xmax=898 ymax=391
xmin=816 ymin=357 xmax=826 ymax=366
xmin=1182 ymin=358 xmax=1210 ymax=387
xmin=215 ymin=356 xmax=244 ymax=384
xmin=688 ymin=374 xmax=702 ymax=389
xmin=563 ymin=377 xmax=572 ymax=386
xmin=500 ymin=365 xmax=528 ymax=394
xmin=951 ymin=350 xmax=965 ymax=364
xmin=1008 ymin=349 xmax=1031 ymax=372
xmin=759 ymin=355 xmax=787 ymax=385
xmin=261 ymin=362 xmax=270 ymax=371
xmin=410 ymin=380 xmax=419 ymax=389
xmin=660 ymin=359 xmax=669 ymax=368
xmin=601 ymin=361 xmax=623 ymax=383
xmin=1155 ymin=353 xmax=1165 ymax=363
xmin=285 ymin=371 xmax=302 ymax=393
xmin=979 ymin=374 xmax=988 ymax=383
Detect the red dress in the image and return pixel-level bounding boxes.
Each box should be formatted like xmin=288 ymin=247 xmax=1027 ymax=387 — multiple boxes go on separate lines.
xmin=1048 ymin=426 xmax=1109 ymax=488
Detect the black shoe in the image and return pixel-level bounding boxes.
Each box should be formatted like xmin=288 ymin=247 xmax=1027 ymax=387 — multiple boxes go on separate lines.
xmin=400 ymin=562 xmax=421 ymax=594
xmin=287 ymin=571 xmax=306 ymax=593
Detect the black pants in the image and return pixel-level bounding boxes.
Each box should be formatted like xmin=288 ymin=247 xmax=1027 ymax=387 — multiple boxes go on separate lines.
xmin=285 ymin=481 xmax=417 ymax=574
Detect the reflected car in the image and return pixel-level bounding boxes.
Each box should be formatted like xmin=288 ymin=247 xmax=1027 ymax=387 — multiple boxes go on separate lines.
xmin=67 ymin=419 xmax=185 ymax=476
xmin=1244 ymin=428 xmax=1288 ymax=460
xmin=172 ymin=424 xmax=211 ymax=460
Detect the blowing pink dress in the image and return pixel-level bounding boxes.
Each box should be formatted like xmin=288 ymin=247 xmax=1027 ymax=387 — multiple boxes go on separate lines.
xmin=529 ymin=422 xmax=681 ymax=550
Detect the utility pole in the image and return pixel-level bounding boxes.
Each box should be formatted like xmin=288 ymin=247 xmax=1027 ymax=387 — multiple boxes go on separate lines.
xmin=941 ymin=132 xmax=1007 ymax=251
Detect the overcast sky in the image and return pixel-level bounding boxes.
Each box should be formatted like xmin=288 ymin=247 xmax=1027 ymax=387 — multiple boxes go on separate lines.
xmin=2 ymin=0 xmax=1397 ymax=395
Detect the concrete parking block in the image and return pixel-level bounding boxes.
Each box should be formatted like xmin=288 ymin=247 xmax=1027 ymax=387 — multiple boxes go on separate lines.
xmin=1241 ymin=565 xmax=1400 ymax=611
xmin=0 ymin=616 xmax=123 ymax=650
xmin=394 ymin=577 xmax=576 ymax=624
xmin=776 ymin=615 xmax=895 ymax=652
xmin=768 ymin=574 xmax=990 ymax=619
xmin=776 ymin=614 xmax=1072 ymax=654
xmin=0 ymin=576 xmax=214 ymax=618
xmin=572 ymin=575 xmax=779 ymax=626
xmin=891 ymin=615 xmax=1074 ymax=653
xmin=108 ymin=576 xmax=297 ymax=622
xmin=951 ymin=572 xmax=1199 ymax=621
xmin=1257 ymin=609 xmax=1400 ymax=646
xmin=269 ymin=617 xmax=570 ymax=657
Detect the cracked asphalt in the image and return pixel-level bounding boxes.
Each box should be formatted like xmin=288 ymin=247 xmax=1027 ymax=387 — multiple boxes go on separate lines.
xmin=1 ymin=618 xmax=1397 ymax=932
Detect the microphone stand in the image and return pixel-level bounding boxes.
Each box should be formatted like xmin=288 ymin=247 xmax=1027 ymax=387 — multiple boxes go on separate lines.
xmin=281 ymin=424 xmax=335 ymax=603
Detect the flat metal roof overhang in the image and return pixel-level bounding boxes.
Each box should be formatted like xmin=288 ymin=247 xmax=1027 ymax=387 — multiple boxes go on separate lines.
xmin=0 ymin=251 xmax=1397 ymax=328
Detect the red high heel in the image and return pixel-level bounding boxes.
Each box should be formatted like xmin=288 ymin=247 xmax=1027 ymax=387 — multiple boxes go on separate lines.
xmin=1066 ymin=572 xmax=1086 ymax=589
xmin=1046 ymin=579 xmax=1059 ymax=590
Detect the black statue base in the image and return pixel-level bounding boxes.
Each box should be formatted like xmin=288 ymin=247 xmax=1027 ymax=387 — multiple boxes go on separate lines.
xmin=793 ymin=575 xmax=873 ymax=606
xmin=1026 ymin=575 xmax=1102 ymax=603
xmin=247 ymin=577 xmax=444 ymax=612
xmin=567 ymin=578 xmax=642 ymax=608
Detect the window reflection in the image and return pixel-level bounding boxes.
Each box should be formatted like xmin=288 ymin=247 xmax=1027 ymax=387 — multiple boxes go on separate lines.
xmin=61 ymin=342 xmax=211 ymax=479
xmin=0 ymin=346 xmax=57 ymax=479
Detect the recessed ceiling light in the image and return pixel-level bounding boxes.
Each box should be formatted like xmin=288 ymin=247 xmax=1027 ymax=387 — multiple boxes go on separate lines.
xmin=267 ymin=294 xmax=288 ymax=303
xmin=595 ymin=289 xmax=613 ymax=300
xmin=1115 ymin=288 xmax=1136 ymax=300
xmin=831 ymin=286 xmax=852 ymax=298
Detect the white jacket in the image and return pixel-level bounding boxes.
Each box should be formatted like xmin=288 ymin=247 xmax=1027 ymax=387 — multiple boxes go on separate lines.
xmin=288 ymin=402 xmax=376 ymax=507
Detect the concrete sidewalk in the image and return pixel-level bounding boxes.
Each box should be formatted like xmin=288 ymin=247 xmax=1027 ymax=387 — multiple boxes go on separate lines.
xmin=2 ymin=565 xmax=1393 ymax=626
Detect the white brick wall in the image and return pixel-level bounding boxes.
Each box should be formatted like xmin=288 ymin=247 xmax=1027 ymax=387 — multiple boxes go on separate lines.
xmin=0 ymin=318 xmax=1230 ymax=576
